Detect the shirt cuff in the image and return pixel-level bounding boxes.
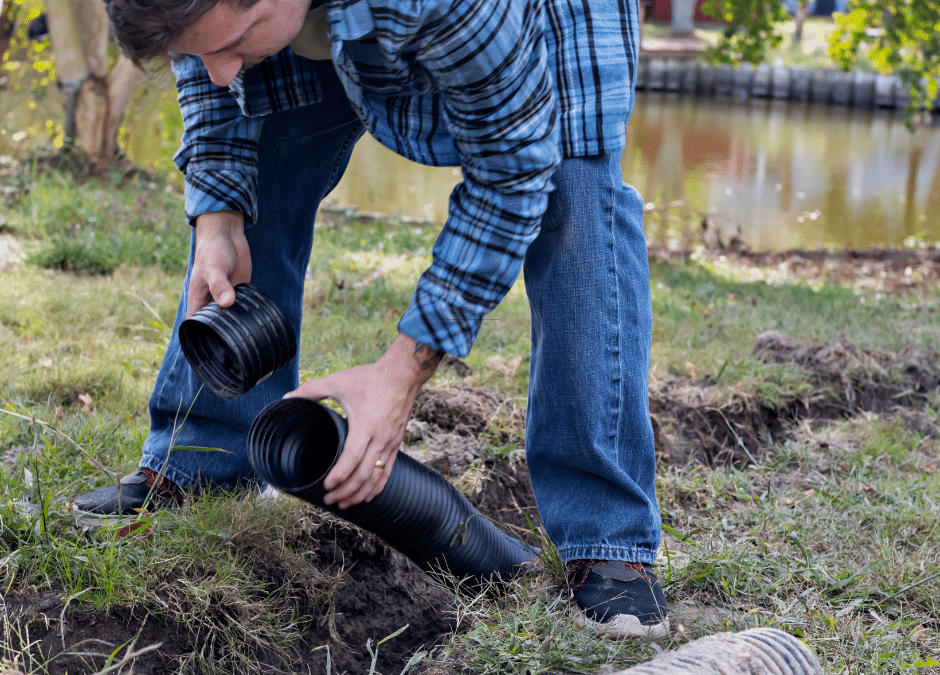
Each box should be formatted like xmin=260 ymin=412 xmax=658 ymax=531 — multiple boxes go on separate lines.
xmin=397 ymin=282 xmax=483 ymax=358
xmin=183 ymin=169 xmax=259 ymax=226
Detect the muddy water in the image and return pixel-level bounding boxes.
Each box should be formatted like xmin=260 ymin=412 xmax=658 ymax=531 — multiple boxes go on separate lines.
xmin=329 ymin=93 xmax=940 ymax=251
xmin=3 ymin=85 xmax=938 ymax=252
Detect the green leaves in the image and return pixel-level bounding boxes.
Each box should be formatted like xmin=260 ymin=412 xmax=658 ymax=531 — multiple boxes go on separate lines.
xmin=701 ymin=0 xmax=789 ymax=65
xmin=830 ymin=0 xmax=940 ymax=117
xmin=703 ymin=0 xmax=940 ymax=123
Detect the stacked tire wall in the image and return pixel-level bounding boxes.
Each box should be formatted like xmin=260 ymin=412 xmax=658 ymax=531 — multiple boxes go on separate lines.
xmin=636 ymin=59 xmax=940 ymax=112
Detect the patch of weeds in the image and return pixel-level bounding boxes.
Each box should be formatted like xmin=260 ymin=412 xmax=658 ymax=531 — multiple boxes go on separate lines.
xmin=15 ymin=365 xmax=126 ymax=413
xmin=0 ymin=306 xmax=46 ymax=339
xmin=28 ymin=225 xmax=190 ymax=275
xmin=658 ymin=434 xmax=940 ymax=674
xmin=709 ymin=359 xmax=816 ymax=410
xmin=7 ymin=164 xmax=190 ymax=272
xmin=426 ymin=575 xmax=656 ymax=675
xmin=477 ymin=403 xmax=526 ymax=462
xmin=28 ymin=233 xmax=119 ymax=275
xmin=843 ymin=414 xmax=933 ymax=471
xmin=1 ymin=445 xmax=337 ymax=674
xmin=649 ymin=255 xmax=937 ymax=380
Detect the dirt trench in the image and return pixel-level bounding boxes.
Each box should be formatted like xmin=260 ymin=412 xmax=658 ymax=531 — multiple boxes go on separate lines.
xmin=7 ymin=331 xmax=939 ymax=675
xmin=651 ymin=331 xmax=940 ymax=467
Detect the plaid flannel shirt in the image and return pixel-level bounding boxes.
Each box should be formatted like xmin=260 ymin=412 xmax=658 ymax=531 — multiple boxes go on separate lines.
xmin=172 ymin=0 xmax=638 ymax=356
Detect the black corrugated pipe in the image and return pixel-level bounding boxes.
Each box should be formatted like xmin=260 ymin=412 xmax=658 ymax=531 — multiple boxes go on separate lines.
xmin=179 ymin=283 xmax=297 ymax=400
xmin=247 ymin=397 xmax=538 ymax=584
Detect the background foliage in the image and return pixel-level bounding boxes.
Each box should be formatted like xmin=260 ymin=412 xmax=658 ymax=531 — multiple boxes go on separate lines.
xmin=702 ymin=0 xmax=940 ymax=117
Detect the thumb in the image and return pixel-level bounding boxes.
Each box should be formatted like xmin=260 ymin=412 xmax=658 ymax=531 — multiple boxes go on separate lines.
xmin=285 ymin=376 xmax=333 ymax=402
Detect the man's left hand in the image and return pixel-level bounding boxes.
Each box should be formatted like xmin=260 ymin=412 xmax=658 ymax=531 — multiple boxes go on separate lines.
xmin=286 ymin=334 xmax=443 ymax=509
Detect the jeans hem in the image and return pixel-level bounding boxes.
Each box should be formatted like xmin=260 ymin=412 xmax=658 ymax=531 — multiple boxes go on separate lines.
xmin=557 ymin=545 xmax=658 ymax=566
xmin=140 ymin=455 xmax=200 ymax=491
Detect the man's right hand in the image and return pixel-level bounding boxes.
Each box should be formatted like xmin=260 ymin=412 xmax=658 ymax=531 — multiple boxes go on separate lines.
xmin=187 ymin=211 xmax=252 ymax=318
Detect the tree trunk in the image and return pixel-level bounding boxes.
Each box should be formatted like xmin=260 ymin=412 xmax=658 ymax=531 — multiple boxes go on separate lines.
xmin=671 ymin=0 xmax=696 ymax=35
xmin=793 ymin=2 xmax=808 ymax=44
xmin=0 ymin=1 xmax=18 ymax=63
xmin=43 ymin=0 xmax=146 ymax=168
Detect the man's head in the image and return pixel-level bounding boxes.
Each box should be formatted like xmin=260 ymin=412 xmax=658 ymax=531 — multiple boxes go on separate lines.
xmin=109 ymin=0 xmax=310 ymax=87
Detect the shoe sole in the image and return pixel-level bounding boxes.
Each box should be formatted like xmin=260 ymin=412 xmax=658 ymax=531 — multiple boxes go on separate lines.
xmin=572 ymin=607 xmax=670 ymax=639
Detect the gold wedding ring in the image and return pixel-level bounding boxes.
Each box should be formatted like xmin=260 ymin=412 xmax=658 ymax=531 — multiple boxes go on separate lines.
xmin=375 ymin=459 xmax=387 ymax=469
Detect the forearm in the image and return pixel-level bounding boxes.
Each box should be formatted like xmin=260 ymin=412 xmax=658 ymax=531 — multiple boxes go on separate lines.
xmin=377 ymin=333 xmax=444 ymax=394
xmin=172 ymin=54 xmax=264 ymax=226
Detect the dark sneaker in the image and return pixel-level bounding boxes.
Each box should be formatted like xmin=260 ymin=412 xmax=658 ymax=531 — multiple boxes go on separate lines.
xmin=72 ymin=468 xmax=183 ymax=515
xmin=567 ymin=560 xmax=670 ymax=639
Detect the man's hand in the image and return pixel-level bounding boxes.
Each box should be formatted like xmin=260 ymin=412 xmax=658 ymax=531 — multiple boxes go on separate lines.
xmin=187 ymin=211 xmax=252 ymax=318
xmin=286 ymin=334 xmax=444 ymax=509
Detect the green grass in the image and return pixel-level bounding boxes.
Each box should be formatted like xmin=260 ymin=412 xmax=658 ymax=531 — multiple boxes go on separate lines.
xmin=3 ymin=164 xmax=191 ymax=274
xmin=1 ymin=160 xmax=939 ymax=673
xmin=649 ymin=253 xmax=940 ymax=397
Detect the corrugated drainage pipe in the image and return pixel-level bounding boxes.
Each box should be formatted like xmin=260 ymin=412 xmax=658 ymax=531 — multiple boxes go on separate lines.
xmin=609 ymin=628 xmax=823 ymax=675
xmin=247 ymin=397 xmax=538 ymax=584
xmin=179 ymin=283 xmax=297 ymax=400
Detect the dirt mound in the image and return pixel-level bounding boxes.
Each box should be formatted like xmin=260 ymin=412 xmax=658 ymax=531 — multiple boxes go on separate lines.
xmin=649 ymin=245 xmax=940 ymax=296
xmin=9 ymin=386 xmax=535 ymax=675
xmin=652 ymin=332 xmax=940 ymax=467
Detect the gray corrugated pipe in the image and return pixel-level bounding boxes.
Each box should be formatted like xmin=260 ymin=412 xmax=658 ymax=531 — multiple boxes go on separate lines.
xmin=247 ymin=397 xmax=538 ymax=584
xmin=606 ymin=628 xmax=823 ymax=675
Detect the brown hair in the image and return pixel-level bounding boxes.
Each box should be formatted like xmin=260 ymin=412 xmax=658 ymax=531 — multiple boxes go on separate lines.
xmin=106 ymin=0 xmax=262 ymax=65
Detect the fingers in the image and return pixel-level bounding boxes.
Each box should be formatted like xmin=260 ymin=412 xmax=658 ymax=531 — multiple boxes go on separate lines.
xmin=207 ymin=268 xmax=237 ymax=308
xmin=287 ymin=377 xmax=331 ymax=402
xmin=323 ymin=439 xmax=397 ymax=509
xmin=186 ymin=275 xmax=212 ymax=319
xmin=186 ymin=211 xmax=251 ymax=318
xmin=287 ymin=376 xmax=391 ymax=507
xmin=323 ymin=427 xmax=399 ymax=509
xmin=286 ymin=356 xmax=418 ymax=509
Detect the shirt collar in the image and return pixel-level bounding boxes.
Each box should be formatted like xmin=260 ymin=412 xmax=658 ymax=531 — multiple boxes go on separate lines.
xmin=326 ymin=0 xmax=376 ymax=41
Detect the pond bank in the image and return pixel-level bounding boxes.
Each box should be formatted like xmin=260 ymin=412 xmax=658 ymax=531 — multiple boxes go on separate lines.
xmin=636 ymin=57 xmax=939 ymax=112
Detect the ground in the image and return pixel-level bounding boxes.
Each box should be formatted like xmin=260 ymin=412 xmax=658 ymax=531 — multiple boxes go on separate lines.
xmin=4 ymin=246 xmax=939 ymax=675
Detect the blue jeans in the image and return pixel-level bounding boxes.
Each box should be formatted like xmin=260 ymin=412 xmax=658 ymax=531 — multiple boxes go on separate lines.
xmin=142 ymin=65 xmax=660 ymax=564
xmin=523 ymin=153 xmax=660 ymax=564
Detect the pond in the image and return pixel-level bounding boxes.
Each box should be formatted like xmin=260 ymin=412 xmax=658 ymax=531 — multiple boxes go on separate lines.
xmin=3 ymin=83 xmax=938 ymax=252
xmin=329 ymin=92 xmax=940 ymax=252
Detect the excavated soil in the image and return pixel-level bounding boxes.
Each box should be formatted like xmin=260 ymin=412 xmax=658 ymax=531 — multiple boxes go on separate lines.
xmin=5 ymin=247 xmax=940 ymax=675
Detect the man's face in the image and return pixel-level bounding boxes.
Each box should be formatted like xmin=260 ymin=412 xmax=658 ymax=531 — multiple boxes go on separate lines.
xmin=171 ymin=0 xmax=310 ymax=87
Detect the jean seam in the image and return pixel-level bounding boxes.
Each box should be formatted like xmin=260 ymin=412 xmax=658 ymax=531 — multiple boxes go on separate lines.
xmin=604 ymin=165 xmax=622 ymax=465
xmin=326 ymin=124 xmax=365 ymax=195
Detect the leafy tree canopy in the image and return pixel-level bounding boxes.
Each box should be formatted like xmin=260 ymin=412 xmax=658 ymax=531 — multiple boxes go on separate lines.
xmin=701 ymin=0 xmax=940 ymax=118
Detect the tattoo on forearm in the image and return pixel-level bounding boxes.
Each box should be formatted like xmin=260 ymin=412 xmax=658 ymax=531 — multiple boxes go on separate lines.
xmin=413 ymin=343 xmax=445 ymax=371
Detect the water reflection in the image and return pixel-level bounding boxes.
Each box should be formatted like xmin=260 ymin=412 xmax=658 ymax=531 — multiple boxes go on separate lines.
xmin=630 ymin=94 xmax=940 ymax=250
xmin=330 ymin=92 xmax=940 ymax=251
xmin=4 ymin=84 xmax=936 ymax=252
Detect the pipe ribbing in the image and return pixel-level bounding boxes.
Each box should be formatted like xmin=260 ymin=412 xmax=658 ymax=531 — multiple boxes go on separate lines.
xmin=609 ymin=628 xmax=823 ymax=675
xmin=247 ymin=397 xmax=537 ymax=584
xmin=179 ymin=283 xmax=297 ymax=400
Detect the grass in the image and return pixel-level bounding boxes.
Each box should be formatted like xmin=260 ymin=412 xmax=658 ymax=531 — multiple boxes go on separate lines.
xmin=1 ymin=158 xmax=939 ymax=673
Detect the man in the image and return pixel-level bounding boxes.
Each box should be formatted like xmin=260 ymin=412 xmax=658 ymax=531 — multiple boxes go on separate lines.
xmin=75 ymin=0 xmax=668 ymax=638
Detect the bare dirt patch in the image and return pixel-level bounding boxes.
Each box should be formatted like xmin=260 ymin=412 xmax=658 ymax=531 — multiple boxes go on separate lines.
xmin=651 ymin=331 xmax=939 ymax=467
xmin=650 ymin=245 xmax=940 ymax=297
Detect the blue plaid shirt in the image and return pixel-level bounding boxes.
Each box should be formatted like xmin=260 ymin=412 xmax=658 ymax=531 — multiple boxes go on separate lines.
xmin=172 ymin=0 xmax=638 ymax=356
